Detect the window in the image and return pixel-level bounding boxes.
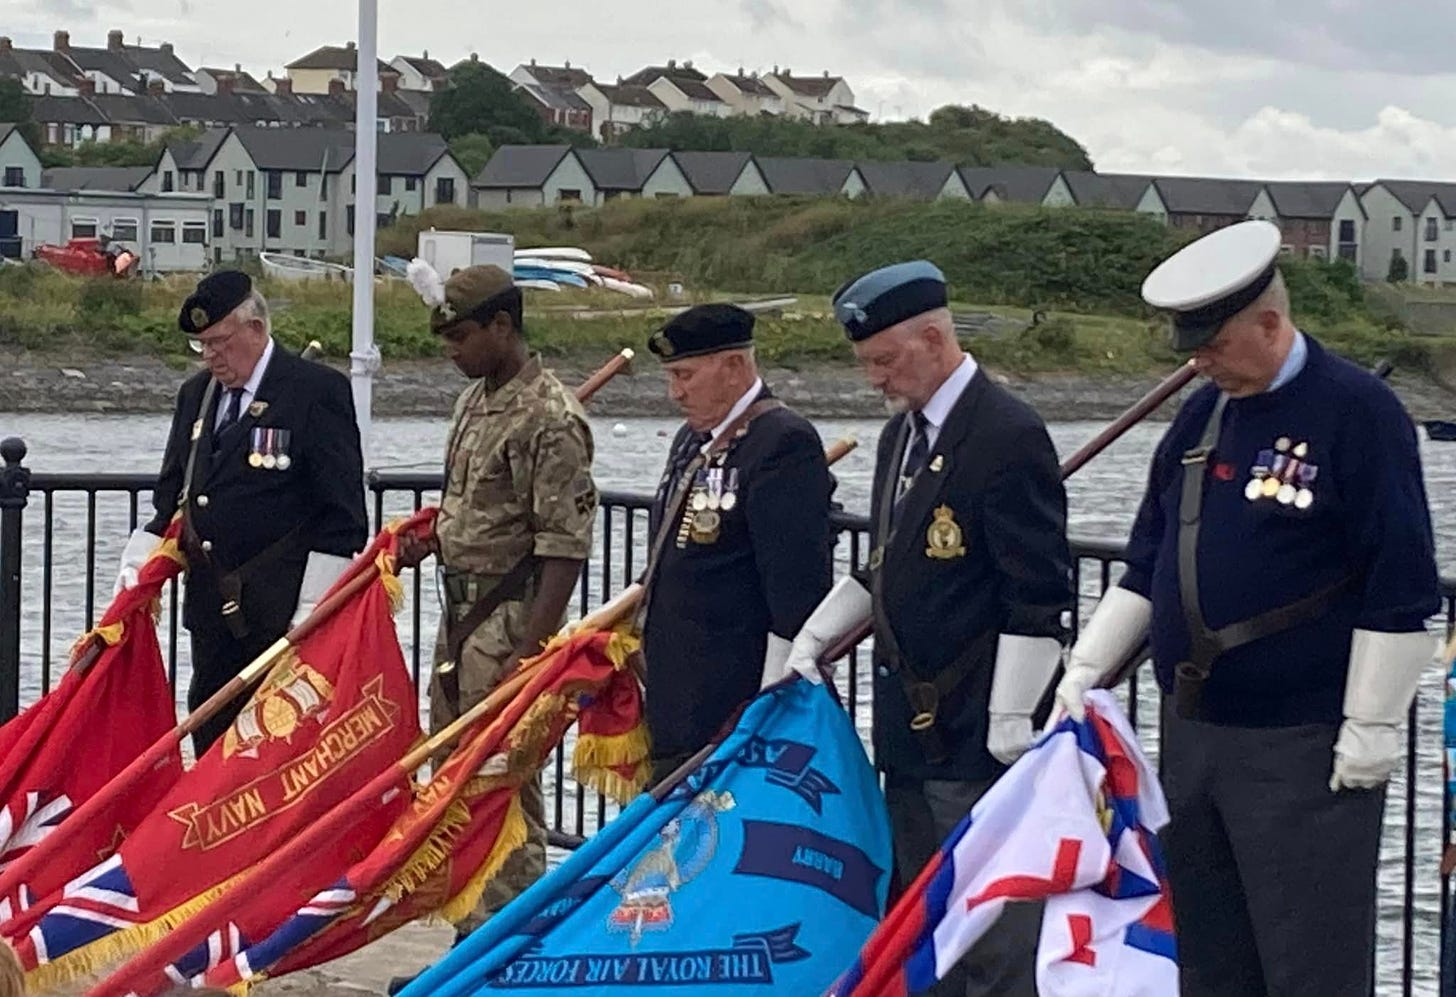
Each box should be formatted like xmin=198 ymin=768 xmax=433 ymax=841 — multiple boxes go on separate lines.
xmin=435 ymin=177 xmax=456 ymax=204
xmin=110 ymin=217 xmax=138 ymax=242
xmin=1448 ymin=220 xmax=1455 ymax=232
xmin=1394 ymin=216 xmax=1403 ymax=232
xmin=351 ymin=175 xmax=356 ymax=194
xmin=654 ymin=192 xmax=679 ymax=199
xmin=151 ymin=220 xmax=176 ymax=243
xmin=235 ymin=169 xmax=243 ymax=185
xmin=379 ymin=176 xmax=392 ymax=195
xmin=213 ymin=170 xmax=225 ymax=197
xmin=294 ymin=210 xmax=307 ymax=226
xmin=71 ymin=217 xmax=98 ymax=239
xmin=295 ymin=171 xmax=308 ymax=187
xmin=1427 ymin=217 xmax=1440 ymax=242
xmin=246 ymin=172 xmax=255 ymax=199
xmin=558 ymin=188 xmax=582 ymax=203
xmin=1278 ymin=244 xmax=1294 ymax=257
xmin=1308 ymin=246 xmax=1326 ymax=260
xmin=319 ymin=175 xmax=328 ymax=201
xmin=229 ymin=202 xmax=244 ymax=230
xmin=1338 ymin=219 xmax=1356 ymax=243
xmin=318 ymin=211 xmax=327 ymax=240
xmin=244 ymin=208 xmax=254 ymax=238
xmin=266 ymin=209 xmax=281 ymax=239
xmin=212 ymin=209 xmax=223 ymax=238
xmin=162 ymin=171 xmax=174 ymax=192
xmin=1338 ymin=244 xmax=1357 ymax=262
xmin=1425 ymin=249 xmax=1437 ymax=274
xmin=346 ymin=204 xmax=355 ymax=235
xmin=2 ymin=167 xmax=24 ymax=187
xmin=405 ymin=177 xmax=416 ymax=192
xmin=266 ymin=171 xmax=282 ymax=200
xmin=1447 ymin=250 xmax=1453 ymax=264
xmin=376 ymin=212 xmax=390 ymax=231
xmin=182 ymin=222 xmax=206 ymax=245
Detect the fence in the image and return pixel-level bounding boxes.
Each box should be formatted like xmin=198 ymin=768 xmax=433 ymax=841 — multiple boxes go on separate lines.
xmin=0 ymin=436 xmax=1450 ymax=994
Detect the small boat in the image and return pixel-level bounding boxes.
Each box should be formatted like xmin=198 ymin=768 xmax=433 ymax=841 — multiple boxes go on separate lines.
xmin=260 ymin=252 xmax=353 ymax=283
xmin=377 ymin=256 xmax=411 ymax=279
xmin=33 ymin=237 xmax=137 ymax=278
xmin=515 ymin=246 xmax=592 ymax=263
xmin=600 ymin=277 xmax=654 ymax=300
xmin=514 ymin=266 xmax=589 ymax=288
xmin=591 ymin=264 xmax=633 ymax=282
xmin=516 ymin=279 xmax=564 ymax=292
xmin=1423 ymin=420 xmax=1456 ymax=442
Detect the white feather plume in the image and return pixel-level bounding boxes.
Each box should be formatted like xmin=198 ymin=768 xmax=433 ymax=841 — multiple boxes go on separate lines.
xmin=406 ymin=257 xmax=446 ymax=308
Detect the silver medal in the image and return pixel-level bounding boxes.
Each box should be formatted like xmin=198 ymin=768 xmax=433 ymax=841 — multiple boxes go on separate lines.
xmin=1244 ymin=479 xmax=1263 ymax=502
xmin=1276 ymin=483 xmax=1296 ymax=505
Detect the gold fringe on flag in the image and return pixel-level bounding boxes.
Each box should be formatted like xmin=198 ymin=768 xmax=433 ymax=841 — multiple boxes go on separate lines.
xmin=384 ymin=797 xmax=477 ymax=903
xmin=438 ymin=794 xmax=528 ymax=926
xmin=69 ymin=619 xmax=126 ymax=660
xmin=23 ymin=872 xmax=246 ymax=993
xmin=573 ymin=727 xmax=651 ymax=804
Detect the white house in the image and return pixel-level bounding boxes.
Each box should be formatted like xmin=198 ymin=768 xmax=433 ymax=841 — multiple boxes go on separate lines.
xmin=0 ymin=126 xmax=43 ymax=190
xmin=473 ymin=146 xmax=598 ymax=208
xmin=0 ymin=186 xmax=210 ymax=270
xmin=705 ymin=72 xmax=786 ymax=117
xmin=672 ymin=151 xmax=769 ymax=196
xmin=1357 ymin=181 xmax=1456 ymax=283
xmin=763 ymin=70 xmax=867 ymax=124
xmin=576 ymin=82 xmax=667 ymax=142
xmin=1249 ymin=182 xmax=1366 ymax=266
xmin=389 ymin=53 xmax=449 ymax=92
xmin=577 ymin=148 xmax=693 ymax=202
xmin=645 ymin=75 xmax=731 ymax=117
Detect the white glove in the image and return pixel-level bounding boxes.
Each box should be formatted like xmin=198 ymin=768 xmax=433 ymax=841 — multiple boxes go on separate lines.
xmin=987 ymin=633 xmax=1064 ymax=765
xmin=1330 ymin=628 xmax=1435 ymax=792
xmin=783 ymin=577 xmax=873 ymax=684
xmin=1053 ymin=586 xmax=1152 ymax=721
xmin=288 ymin=552 xmax=354 ymax=630
xmin=759 ymin=633 xmax=793 ymax=689
xmin=112 ymin=528 xmax=163 ymax=597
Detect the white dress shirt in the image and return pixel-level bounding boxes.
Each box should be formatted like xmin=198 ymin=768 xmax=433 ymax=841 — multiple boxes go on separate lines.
xmin=701 ymin=377 xmax=765 ymax=451
xmin=215 ymin=337 xmax=275 ymax=429
xmin=901 ymin=354 xmax=978 ymax=473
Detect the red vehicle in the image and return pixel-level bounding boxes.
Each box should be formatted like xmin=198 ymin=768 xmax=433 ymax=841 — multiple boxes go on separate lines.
xmin=34 ymin=236 xmax=138 ymax=277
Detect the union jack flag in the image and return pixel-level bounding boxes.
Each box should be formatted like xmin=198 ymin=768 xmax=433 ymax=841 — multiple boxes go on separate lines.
xmin=22 ymin=854 xmax=141 ymax=968
xmin=0 ymin=792 xmax=72 ymax=870
xmin=208 ymin=879 xmax=358 ymax=985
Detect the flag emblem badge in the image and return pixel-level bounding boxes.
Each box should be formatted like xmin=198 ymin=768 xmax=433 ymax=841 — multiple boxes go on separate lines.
xmin=224 ymin=656 xmax=335 ymax=758
xmin=608 ymin=791 xmax=735 ymax=944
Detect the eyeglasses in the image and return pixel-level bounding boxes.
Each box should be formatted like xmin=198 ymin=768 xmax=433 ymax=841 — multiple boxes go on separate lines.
xmin=188 ymin=329 xmax=237 ymax=355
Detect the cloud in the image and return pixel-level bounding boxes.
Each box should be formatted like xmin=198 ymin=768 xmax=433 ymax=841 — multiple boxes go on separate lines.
xmin=738 ymin=0 xmax=801 ymax=33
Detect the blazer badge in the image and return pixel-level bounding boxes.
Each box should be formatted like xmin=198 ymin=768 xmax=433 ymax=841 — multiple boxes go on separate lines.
xmin=925 ymin=504 xmax=966 ymax=560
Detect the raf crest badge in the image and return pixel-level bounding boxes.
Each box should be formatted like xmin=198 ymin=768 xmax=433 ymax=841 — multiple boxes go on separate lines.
xmin=925 ymin=504 xmax=966 ymax=560
xmin=189 ymin=306 xmax=210 ymax=330
xmin=248 ymin=400 xmax=268 ymax=418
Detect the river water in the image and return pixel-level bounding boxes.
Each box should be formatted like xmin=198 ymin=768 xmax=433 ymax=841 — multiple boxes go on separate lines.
xmin=3 ymin=410 xmax=1454 ymax=993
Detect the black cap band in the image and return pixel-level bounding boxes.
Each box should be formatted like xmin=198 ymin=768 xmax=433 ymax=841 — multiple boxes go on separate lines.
xmin=1171 ymin=263 xmax=1277 ymax=351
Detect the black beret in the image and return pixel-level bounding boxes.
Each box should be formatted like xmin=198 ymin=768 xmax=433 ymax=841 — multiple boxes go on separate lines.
xmin=178 ymin=270 xmax=253 ymax=336
xmin=648 ymin=303 xmax=755 ymax=361
xmin=832 ymin=260 xmax=948 ymax=342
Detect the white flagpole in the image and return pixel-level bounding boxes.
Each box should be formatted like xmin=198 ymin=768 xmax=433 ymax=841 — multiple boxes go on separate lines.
xmin=350 ymin=0 xmax=380 ymax=463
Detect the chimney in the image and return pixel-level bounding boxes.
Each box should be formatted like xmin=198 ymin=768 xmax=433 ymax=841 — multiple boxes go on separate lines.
xmin=108 ymin=29 xmax=124 ymax=51
xmin=823 ymin=69 xmax=829 ymax=77
xmin=772 ymin=64 xmax=779 ymax=75
xmin=274 ymin=76 xmax=293 ymax=96
xmin=564 ymin=59 xmax=571 ymax=69
xmin=160 ymin=42 xmax=173 ymax=56
xmin=346 ymin=41 xmax=356 ymax=50
xmin=0 ymin=38 xmax=12 ymax=55
xmin=328 ymin=77 xmax=346 ymax=96
xmin=216 ymin=75 xmax=234 ymax=95
xmin=530 ymin=57 xmax=536 ymax=67
xmin=469 ymin=52 xmax=479 ymax=62
xmin=54 ymin=30 xmax=70 ymax=53
xmin=685 ymin=59 xmax=693 ymax=69
xmin=147 ymin=77 xmax=165 ymax=96
xmin=77 ymin=77 xmax=95 ymax=96
xmin=234 ymin=62 xmax=242 ymax=72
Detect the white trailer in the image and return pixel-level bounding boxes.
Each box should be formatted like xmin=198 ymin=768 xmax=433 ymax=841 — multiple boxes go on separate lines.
xmin=415 ymin=229 xmax=515 ymax=277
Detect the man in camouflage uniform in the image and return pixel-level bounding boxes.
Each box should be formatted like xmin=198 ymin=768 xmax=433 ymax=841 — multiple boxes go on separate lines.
xmin=396 ymin=265 xmax=597 ymax=956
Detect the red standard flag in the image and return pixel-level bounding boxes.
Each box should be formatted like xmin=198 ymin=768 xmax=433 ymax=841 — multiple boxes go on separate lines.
xmin=101 ymin=628 xmax=649 ymax=996
xmin=0 ymin=518 xmax=186 ymax=922
xmin=8 ymin=516 xmax=428 ymax=992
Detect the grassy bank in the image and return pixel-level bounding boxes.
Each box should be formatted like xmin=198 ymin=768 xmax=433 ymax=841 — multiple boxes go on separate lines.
xmin=0 ymin=197 xmax=1441 ymax=377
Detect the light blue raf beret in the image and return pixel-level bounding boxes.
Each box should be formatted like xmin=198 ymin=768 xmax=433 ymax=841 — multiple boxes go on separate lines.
xmin=831 ymin=260 xmax=948 ymax=342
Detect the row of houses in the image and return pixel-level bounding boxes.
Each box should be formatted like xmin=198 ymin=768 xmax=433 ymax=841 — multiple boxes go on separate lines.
xmin=3 ymin=30 xmax=867 ymax=148
xmin=0 ymin=124 xmax=467 ymax=267
xmin=478 ymin=146 xmax=1452 ymax=279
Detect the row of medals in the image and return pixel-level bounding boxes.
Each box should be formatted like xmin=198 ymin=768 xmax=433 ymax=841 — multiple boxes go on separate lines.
xmin=247 ymin=427 xmax=293 ymax=470
xmin=1244 ymin=437 xmax=1316 ymax=510
xmin=680 ymin=465 xmax=740 ymax=546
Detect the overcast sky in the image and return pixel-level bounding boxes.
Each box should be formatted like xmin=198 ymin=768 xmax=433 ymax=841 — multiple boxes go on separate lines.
xmin=11 ymin=0 xmax=1456 ymax=181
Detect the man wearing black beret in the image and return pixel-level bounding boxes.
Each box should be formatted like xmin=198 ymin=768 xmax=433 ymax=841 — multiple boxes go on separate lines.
xmin=637 ymin=303 xmax=833 ymax=784
xmin=111 ymin=270 xmax=367 ymax=754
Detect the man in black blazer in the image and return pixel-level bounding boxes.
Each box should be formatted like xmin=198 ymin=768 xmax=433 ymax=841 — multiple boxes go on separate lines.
xmin=783 ymin=261 xmax=1073 ymax=996
xmin=638 ymin=304 xmax=833 ymax=785
xmin=111 ymin=271 xmax=368 ymax=754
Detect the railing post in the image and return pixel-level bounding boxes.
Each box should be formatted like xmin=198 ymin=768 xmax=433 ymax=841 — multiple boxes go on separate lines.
xmin=0 ymin=437 xmax=31 ymax=723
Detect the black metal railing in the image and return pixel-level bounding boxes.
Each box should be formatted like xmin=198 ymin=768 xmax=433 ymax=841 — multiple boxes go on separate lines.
xmin=0 ymin=437 xmax=1451 ymax=995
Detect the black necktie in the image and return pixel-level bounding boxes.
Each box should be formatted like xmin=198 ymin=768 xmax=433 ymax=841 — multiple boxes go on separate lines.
xmin=214 ymin=388 xmax=242 ymax=451
xmin=892 ymin=412 xmax=930 ymax=526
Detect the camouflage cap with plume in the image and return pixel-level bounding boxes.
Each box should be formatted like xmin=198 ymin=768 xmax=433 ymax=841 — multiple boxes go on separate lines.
xmin=406 ymin=258 xmax=519 ymax=334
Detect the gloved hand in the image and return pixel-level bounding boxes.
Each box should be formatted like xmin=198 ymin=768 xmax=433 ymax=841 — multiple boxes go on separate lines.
xmin=1329 ymin=629 xmax=1434 ymax=792
xmin=112 ymin=528 xmax=162 ymax=597
xmin=1052 ymin=586 xmax=1151 ymax=722
xmin=986 ymin=633 xmax=1063 ymax=765
xmin=782 ymin=577 xmax=872 ymax=684
xmin=758 ymin=634 xmax=793 ymax=689
xmin=395 ymin=530 xmax=438 ymax=571
xmin=289 ymin=552 xmax=355 ymax=630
